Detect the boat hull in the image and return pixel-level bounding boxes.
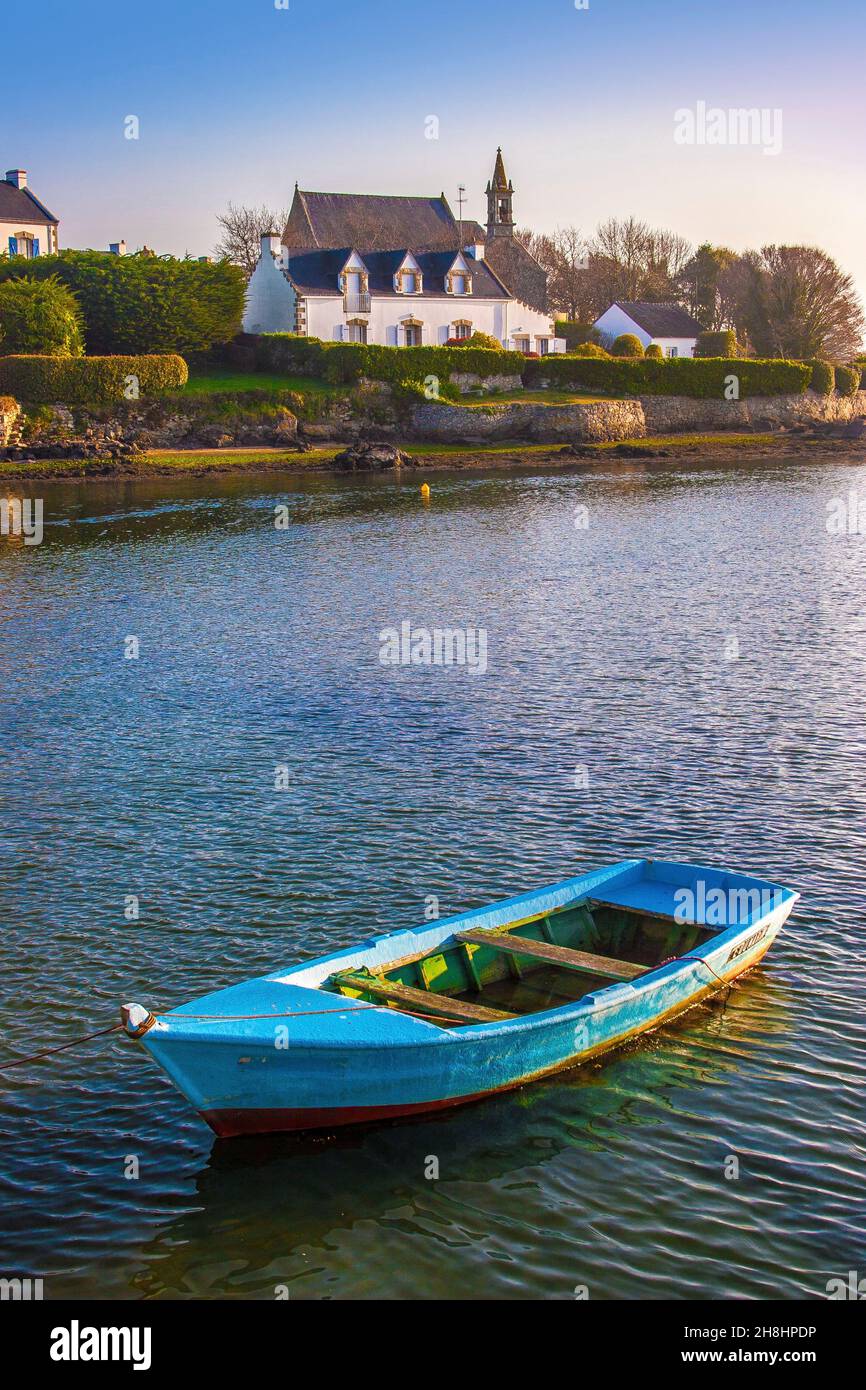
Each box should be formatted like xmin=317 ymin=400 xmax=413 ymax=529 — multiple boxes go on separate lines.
xmin=201 ymin=933 xmax=781 ymax=1136
xmin=131 ymin=860 xmax=799 ymax=1138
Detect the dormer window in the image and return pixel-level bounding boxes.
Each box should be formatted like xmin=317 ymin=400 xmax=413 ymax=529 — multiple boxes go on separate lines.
xmin=339 ymin=251 xmax=370 ymax=314
xmin=395 ymin=253 xmax=422 ymax=295
xmin=445 ymin=253 xmax=472 ymax=296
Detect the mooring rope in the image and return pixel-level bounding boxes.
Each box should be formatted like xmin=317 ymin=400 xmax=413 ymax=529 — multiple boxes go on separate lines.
xmin=681 ymin=955 xmax=737 ymax=992
xmin=0 ymin=954 xmax=745 ymax=1071
xmin=0 ymin=1001 xmax=470 ymax=1070
xmin=0 ymin=1023 xmax=123 ymax=1070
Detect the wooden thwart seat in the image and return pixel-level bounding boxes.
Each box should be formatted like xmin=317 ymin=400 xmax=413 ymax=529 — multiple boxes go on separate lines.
xmin=332 ymin=969 xmax=516 ymax=1024
xmin=589 ymin=897 xmax=678 ymax=924
xmin=454 ymin=929 xmax=645 ymax=982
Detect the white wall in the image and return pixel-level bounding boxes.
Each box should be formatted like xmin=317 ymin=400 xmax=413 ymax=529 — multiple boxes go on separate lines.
xmin=650 ymin=337 xmax=697 ymax=359
xmin=1 ymin=220 xmax=57 ymax=256
xmin=243 ymin=250 xmax=297 ymax=333
xmin=291 ymin=289 xmax=559 ymax=350
xmin=242 ymin=243 xmax=563 ymax=350
xmin=593 ymin=305 xmax=696 ymax=357
xmin=594 ymin=305 xmax=652 ymax=349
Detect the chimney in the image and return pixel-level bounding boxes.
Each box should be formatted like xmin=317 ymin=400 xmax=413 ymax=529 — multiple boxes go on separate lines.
xmin=109 ymin=240 xmax=127 ymax=256
xmin=5 ymin=169 xmax=27 ymax=189
xmin=262 ymin=231 xmax=283 ymax=258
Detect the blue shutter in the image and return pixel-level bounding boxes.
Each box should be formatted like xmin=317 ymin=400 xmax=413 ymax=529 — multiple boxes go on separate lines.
xmin=8 ymin=236 xmax=18 ymax=256
xmin=33 ymin=237 xmax=40 ymax=257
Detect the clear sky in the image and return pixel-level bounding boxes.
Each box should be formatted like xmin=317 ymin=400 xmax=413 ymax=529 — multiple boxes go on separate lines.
xmin=6 ymin=0 xmax=866 ymax=321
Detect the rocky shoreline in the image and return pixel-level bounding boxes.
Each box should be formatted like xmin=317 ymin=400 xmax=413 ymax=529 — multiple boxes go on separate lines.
xmin=1 ymin=429 xmax=863 ymax=483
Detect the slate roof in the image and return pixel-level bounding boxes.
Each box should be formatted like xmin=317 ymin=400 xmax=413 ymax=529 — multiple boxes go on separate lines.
xmin=0 ymin=180 xmax=58 ymax=226
xmin=280 ymin=176 xmax=549 ymax=313
xmin=284 ymin=247 xmax=511 ymax=299
xmin=612 ymin=301 xmax=703 ymax=337
xmin=484 ymin=238 xmax=548 ymax=314
xmin=284 ymin=190 xmax=469 ymax=253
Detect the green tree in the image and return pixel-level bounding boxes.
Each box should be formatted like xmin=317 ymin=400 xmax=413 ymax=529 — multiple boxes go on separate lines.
xmin=740 ymin=246 xmax=865 ymax=362
xmin=679 ymin=244 xmax=738 ymax=330
xmin=0 ymin=275 xmax=84 ymax=356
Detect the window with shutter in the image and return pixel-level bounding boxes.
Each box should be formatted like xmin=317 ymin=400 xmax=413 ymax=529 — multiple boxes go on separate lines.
xmin=8 ymin=236 xmax=18 ymax=256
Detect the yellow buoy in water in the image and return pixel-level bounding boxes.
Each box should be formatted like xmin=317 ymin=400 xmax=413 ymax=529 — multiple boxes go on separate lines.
xmin=420 ymin=482 xmax=431 ymax=500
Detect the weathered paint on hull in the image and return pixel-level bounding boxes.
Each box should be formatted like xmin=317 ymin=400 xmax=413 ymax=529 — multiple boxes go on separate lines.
xmin=199 ymin=933 xmax=780 ymax=1138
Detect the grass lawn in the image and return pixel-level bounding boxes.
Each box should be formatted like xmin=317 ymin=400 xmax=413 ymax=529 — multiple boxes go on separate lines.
xmin=596 ymin=432 xmax=778 ymax=451
xmin=182 ymin=366 xmax=340 ymax=397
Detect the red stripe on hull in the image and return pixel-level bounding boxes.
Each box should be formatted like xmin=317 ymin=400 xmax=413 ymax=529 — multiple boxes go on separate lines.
xmin=202 ymin=1092 xmax=489 ymax=1138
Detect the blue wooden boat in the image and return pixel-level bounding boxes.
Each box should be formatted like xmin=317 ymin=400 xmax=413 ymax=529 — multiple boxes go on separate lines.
xmin=121 ymin=858 xmax=798 ymax=1137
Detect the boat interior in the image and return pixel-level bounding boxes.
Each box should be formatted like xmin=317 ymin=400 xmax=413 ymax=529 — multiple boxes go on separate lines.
xmin=326 ymin=896 xmax=722 ymax=1028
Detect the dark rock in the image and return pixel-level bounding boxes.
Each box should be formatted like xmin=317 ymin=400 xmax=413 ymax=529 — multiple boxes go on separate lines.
xmin=332 ymin=442 xmax=415 ymax=472
xmin=608 ymin=444 xmax=663 ymax=458
xmin=843 ymin=417 xmax=866 ymax=440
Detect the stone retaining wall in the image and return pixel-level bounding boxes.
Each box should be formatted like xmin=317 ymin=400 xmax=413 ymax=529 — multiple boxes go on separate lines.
xmin=450 ymin=372 xmax=524 ymax=395
xmin=411 ymin=398 xmax=646 ymax=443
xmin=641 ymin=390 xmax=866 ymax=435
xmin=0 ymin=396 xmax=21 ymax=446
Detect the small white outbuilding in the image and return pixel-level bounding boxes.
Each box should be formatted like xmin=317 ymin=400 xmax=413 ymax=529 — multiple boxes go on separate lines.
xmin=593 ymin=301 xmax=704 ymax=358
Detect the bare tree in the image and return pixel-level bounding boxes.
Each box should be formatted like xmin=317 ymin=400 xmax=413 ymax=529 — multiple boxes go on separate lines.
xmin=214 ymin=203 xmax=290 ymax=277
xmin=515 ymin=225 xmax=557 ymax=272
xmin=591 ymin=217 xmax=652 ymax=301
xmin=516 ymin=225 xmax=596 ymax=320
xmin=587 ymin=217 xmax=693 ymax=309
xmin=544 ymin=227 xmax=589 ymax=320
xmin=643 ymin=228 xmax=693 ymax=299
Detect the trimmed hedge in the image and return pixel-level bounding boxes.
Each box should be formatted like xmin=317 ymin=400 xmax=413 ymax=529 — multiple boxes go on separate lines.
xmin=807 ymin=361 xmax=835 ymax=395
xmin=251 ymin=334 xmax=525 ymax=385
xmin=612 ymin=333 xmax=645 ymax=358
xmin=0 ymin=251 xmax=245 ymax=355
xmin=834 ymin=365 xmax=861 ymax=397
xmin=571 ymin=342 xmax=611 ymax=358
xmin=644 ymin=344 xmax=664 ymax=360
xmin=696 ymin=330 xmax=738 ymax=358
xmin=523 ymin=355 xmax=813 ymax=398
xmin=0 ymin=354 xmax=189 ymax=404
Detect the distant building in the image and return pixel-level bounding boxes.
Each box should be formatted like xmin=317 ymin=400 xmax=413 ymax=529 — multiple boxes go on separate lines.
xmin=1 ymin=169 xmax=59 ymax=258
xmin=243 ymin=149 xmax=562 ymax=353
xmin=593 ymin=301 xmax=703 ymax=358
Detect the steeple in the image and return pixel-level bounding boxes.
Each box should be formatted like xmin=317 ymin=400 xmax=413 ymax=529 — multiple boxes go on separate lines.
xmin=486 ymin=147 xmax=514 ymax=238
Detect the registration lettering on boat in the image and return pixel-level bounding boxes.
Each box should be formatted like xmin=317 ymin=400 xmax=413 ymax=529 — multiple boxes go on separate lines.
xmin=725 ymin=924 xmax=769 ymax=964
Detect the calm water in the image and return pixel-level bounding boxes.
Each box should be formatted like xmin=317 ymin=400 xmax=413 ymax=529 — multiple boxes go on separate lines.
xmin=1 ymin=457 xmax=865 ymax=1300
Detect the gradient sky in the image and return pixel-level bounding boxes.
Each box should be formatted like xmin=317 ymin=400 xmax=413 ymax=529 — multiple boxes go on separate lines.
xmin=6 ymin=0 xmax=866 ymax=324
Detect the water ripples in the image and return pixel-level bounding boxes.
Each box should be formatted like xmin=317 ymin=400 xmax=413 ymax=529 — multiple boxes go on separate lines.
xmin=1 ymin=458 xmax=865 ymax=1298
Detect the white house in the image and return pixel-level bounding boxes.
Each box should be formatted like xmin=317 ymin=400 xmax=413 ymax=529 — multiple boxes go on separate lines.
xmin=1 ymin=169 xmax=59 ymax=259
xmin=243 ymin=150 xmax=563 ymax=354
xmin=593 ymin=301 xmax=703 ymax=358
